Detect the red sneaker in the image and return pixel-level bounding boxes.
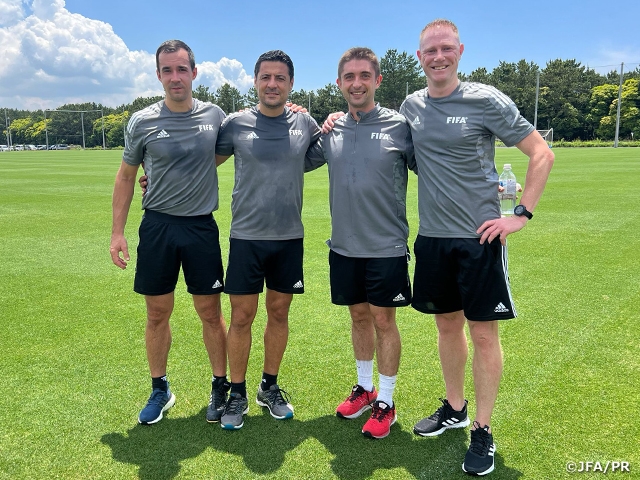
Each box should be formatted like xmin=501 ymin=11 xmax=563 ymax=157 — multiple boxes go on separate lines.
xmin=336 ymin=385 xmax=377 ymax=419
xmin=362 ymin=400 xmax=397 ymax=439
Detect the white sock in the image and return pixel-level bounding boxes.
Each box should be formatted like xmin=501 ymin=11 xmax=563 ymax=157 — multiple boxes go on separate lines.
xmin=356 ymin=359 xmax=374 ymax=392
xmin=377 ymin=374 xmax=397 ymax=407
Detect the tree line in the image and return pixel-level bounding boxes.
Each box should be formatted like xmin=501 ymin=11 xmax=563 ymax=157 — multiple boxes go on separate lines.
xmin=3 ymin=50 xmax=639 ymax=148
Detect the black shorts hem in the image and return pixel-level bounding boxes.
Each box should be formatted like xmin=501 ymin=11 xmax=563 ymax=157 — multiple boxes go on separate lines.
xmin=134 ymin=287 xmax=175 ymax=296
xmin=369 ymin=300 xmax=411 ymax=308
xmin=187 ymin=289 xmax=224 ymax=296
xmin=269 ymin=287 xmax=304 ymax=295
xmin=224 ymin=288 xmax=263 ymax=295
xmin=466 ymin=314 xmax=516 ymax=322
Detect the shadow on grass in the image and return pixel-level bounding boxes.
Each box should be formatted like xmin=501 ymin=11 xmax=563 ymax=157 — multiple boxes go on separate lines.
xmin=101 ymin=408 xmax=522 ymax=479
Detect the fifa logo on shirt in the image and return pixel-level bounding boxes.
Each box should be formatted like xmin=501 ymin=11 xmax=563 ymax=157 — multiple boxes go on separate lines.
xmin=198 ymin=124 xmax=215 ymax=131
xmin=371 ymin=132 xmax=391 ymax=140
xmin=289 ymin=129 xmax=303 ymax=136
xmin=447 ymin=117 xmax=468 ymax=124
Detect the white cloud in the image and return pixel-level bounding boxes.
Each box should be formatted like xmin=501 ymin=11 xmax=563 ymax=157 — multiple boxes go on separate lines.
xmin=0 ymin=0 xmax=26 ymax=27
xmin=0 ymin=0 xmax=253 ymax=109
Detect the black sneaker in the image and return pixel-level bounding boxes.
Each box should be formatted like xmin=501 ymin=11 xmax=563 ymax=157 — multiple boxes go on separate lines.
xmin=206 ymin=380 xmax=230 ymax=423
xmin=413 ymin=398 xmax=470 ymax=436
xmin=462 ymin=422 xmax=496 ymax=476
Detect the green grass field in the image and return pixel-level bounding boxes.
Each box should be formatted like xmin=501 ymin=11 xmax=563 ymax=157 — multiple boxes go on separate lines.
xmin=1 ymin=148 xmax=638 ymax=479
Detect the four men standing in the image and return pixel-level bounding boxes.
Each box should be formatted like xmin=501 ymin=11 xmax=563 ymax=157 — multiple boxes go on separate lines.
xmin=111 ymin=17 xmax=553 ymax=476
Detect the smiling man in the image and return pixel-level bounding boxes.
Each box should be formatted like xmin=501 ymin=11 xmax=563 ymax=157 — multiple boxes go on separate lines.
xmin=400 ymin=19 xmax=554 ymax=475
xmin=214 ymin=50 xmax=322 ymax=430
xmin=110 ymin=40 xmax=229 ymax=426
xmin=306 ymin=47 xmax=415 ymax=439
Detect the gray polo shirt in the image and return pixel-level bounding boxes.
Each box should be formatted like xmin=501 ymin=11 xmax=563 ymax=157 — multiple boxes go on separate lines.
xmin=306 ymin=105 xmax=415 ymax=258
xmin=123 ymin=99 xmax=226 ymax=216
xmin=215 ymin=106 xmax=321 ymax=240
xmin=400 ymin=82 xmax=534 ymax=238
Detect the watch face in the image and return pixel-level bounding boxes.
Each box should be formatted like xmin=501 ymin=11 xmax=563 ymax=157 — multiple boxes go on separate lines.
xmin=514 ymin=205 xmax=525 ymax=215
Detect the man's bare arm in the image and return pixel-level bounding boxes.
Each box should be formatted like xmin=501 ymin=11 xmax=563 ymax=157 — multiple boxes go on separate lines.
xmin=110 ymin=161 xmax=140 ymax=269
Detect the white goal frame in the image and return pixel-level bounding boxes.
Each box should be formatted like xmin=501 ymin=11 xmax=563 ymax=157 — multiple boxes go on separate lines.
xmin=44 ymin=109 xmax=106 ymax=150
xmin=537 ymin=128 xmax=553 ymax=148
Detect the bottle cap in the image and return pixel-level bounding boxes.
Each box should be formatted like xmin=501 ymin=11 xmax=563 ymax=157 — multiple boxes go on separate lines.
xmin=504 ymin=164 xmax=511 ymax=169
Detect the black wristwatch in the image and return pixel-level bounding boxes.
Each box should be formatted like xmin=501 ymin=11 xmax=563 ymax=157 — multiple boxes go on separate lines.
xmin=514 ymin=204 xmax=533 ymax=219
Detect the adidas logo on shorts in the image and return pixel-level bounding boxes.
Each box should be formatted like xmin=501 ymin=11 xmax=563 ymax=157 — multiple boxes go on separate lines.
xmin=293 ymin=280 xmax=303 ymax=289
xmin=393 ymin=293 xmax=405 ymax=302
xmin=494 ymin=302 xmax=509 ymax=313
xmin=212 ymin=280 xmax=222 ymax=289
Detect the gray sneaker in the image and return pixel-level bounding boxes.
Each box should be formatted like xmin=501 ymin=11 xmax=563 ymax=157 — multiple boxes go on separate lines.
xmin=220 ymin=393 xmax=249 ymax=430
xmin=206 ymin=380 xmax=230 ymax=423
xmin=256 ymin=384 xmax=294 ymax=419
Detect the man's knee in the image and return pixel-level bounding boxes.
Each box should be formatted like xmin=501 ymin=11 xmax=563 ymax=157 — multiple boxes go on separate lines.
xmin=468 ymin=321 xmax=501 ymax=351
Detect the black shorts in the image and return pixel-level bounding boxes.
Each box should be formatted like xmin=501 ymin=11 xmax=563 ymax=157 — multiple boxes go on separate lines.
xmin=224 ymin=238 xmax=304 ymax=295
xmin=329 ymin=250 xmax=412 ymax=307
xmin=412 ymin=235 xmax=516 ymax=321
xmin=134 ymin=210 xmax=224 ymax=296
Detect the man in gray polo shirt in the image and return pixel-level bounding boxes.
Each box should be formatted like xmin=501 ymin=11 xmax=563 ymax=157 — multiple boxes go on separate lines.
xmin=400 ymin=19 xmax=554 ymax=475
xmin=110 ymin=40 xmax=230 ymax=426
xmin=215 ymin=50 xmax=322 ymax=430
xmin=306 ymin=47 xmax=415 ymax=440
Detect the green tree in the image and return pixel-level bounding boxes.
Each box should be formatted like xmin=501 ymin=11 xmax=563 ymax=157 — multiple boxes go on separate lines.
xmin=46 ymin=103 xmax=107 ymax=147
xmin=491 ymin=60 xmax=539 ymax=124
xmin=288 ymin=88 xmax=314 ymax=114
xmin=467 ymin=67 xmax=492 ymax=84
xmin=243 ymin=87 xmax=259 ymax=107
xmin=309 ymin=83 xmax=346 ymax=125
xmin=9 ymin=117 xmax=35 ymax=144
xmin=539 ymin=59 xmax=605 ymax=140
xmin=193 ymin=84 xmax=216 ymax=103
xmin=128 ymin=95 xmax=163 ymax=114
xmin=216 ymin=83 xmax=243 ymax=114
xmin=377 ymin=49 xmax=425 ymax=111
xmin=596 ymin=78 xmax=640 ymax=139
xmin=25 ymin=118 xmax=50 ymax=145
xmin=586 ymin=83 xmax=619 ymax=138
xmin=93 ymin=111 xmax=129 ymax=148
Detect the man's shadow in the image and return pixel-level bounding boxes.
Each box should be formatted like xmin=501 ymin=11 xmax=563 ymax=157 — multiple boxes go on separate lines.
xmin=101 ymin=409 xmax=522 ymax=479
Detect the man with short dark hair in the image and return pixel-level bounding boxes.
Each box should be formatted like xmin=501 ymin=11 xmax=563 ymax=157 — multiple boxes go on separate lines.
xmin=110 ymin=40 xmax=230 ymax=425
xmin=306 ymin=47 xmax=414 ymax=439
xmin=215 ymin=50 xmax=322 ymax=430
xmin=401 ymin=19 xmax=554 ymax=475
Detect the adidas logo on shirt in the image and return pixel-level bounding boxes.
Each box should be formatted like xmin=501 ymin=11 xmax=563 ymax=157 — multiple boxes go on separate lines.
xmin=393 ymin=293 xmax=406 ymax=302
xmin=412 ymin=116 xmax=420 ymax=125
xmin=494 ymin=302 xmax=509 ymax=313
xmin=246 ymin=132 xmax=259 ymax=140
xmin=157 ymin=130 xmax=170 ymax=138
xmin=212 ymin=280 xmax=222 ymax=289
xmin=293 ymin=280 xmax=304 ymax=289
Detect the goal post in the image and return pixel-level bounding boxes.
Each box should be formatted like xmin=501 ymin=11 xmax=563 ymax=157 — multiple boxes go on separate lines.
xmin=537 ymin=128 xmax=553 ymax=148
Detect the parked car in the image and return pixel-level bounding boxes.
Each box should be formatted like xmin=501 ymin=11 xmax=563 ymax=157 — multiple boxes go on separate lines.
xmin=36 ymin=145 xmax=47 ymax=150
xmin=0 ymin=145 xmax=8 ymax=152
xmin=49 ymin=144 xmax=70 ymax=150
xmin=14 ymin=145 xmax=24 ymax=151
xmin=24 ymin=144 xmax=37 ymax=151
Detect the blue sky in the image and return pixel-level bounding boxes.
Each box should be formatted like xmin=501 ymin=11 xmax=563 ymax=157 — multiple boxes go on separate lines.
xmin=1 ymin=0 xmax=639 ymax=110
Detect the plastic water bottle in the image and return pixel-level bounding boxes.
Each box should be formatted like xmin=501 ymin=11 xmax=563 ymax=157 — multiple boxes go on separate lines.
xmin=499 ymin=164 xmax=517 ymax=215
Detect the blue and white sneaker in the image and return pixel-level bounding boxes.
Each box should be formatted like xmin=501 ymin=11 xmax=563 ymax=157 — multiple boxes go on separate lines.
xmin=138 ymin=388 xmax=176 ymax=425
